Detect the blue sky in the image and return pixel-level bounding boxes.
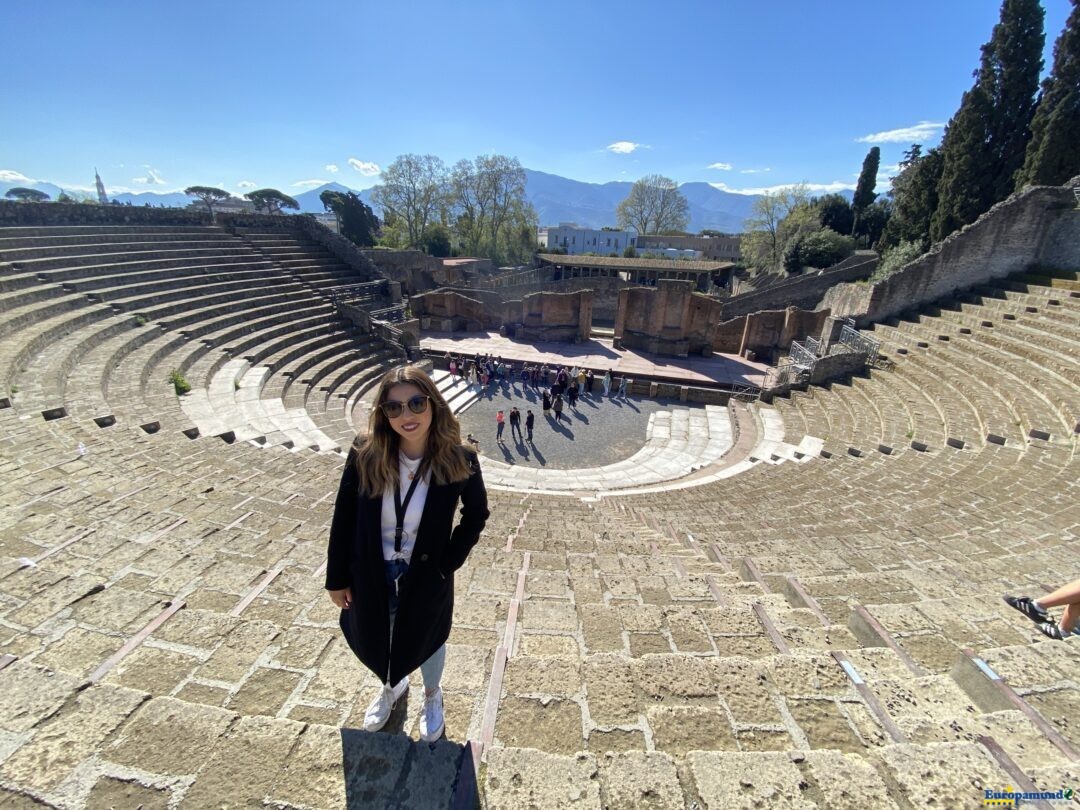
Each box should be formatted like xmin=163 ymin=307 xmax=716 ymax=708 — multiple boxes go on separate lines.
xmin=1 ymin=0 xmax=1072 ymax=197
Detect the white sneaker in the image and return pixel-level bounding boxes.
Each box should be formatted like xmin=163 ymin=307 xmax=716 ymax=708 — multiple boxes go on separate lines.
xmin=418 ymin=687 xmax=445 ymax=742
xmin=363 ymin=676 xmax=408 ymax=732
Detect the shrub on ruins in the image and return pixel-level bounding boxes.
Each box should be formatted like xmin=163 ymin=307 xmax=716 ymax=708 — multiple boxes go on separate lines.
xmin=4 ymin=187 xmax=50 ymax=202
xmin=184 ymin=186 xmax=232 ymax=217
xmin=622 ymin=245 xmax=637 ymax=258
xmin=871 ymin=240 xmax=925 ymax=282
xmin=321 ymin=190 xmax=379 ymax=247
xmin=1015 ymin=0 xmax=1080 ymax=189
xmin=784 ymin=227 xmax=854 ymax=272
xmin=245 ymin=189 xmax=299 ymax=215
xmin=168 ymin=370 xmax=191 ymax=396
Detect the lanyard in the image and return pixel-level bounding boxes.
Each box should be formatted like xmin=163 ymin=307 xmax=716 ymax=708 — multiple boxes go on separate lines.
xmin=393 ymin=471 xmax=422 ymax=553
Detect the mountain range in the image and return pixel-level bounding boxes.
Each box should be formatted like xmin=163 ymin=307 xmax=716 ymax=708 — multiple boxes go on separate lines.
xmin=2 ymin=171 xmax=853 ymax=233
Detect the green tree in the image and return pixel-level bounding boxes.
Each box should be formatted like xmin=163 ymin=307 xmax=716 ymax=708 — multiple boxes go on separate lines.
xmin=933 ymin=0 xmax=1045 ymax=241
xmin=419 ymin=224 xmax=452 ymax=257
xmin=244 ymin=189 xmax=299 ymax=215
xmin=622 ymin=245 xmax=637 ymax=258
xmin=184 ymin=185 xmax=232 ymax=217
xmin=879 ymin=145 xmax=944 ymax=250
xmin=4 ymin=187 xmax=50 ymax=202
xmin=931 ymin=87 xmax=995 ymax=242
xmin=985 ymin=0 xmax=1046 ymax=201
xmin=615 ymin=175 xmax=690 ymax=234
xmin=320 ymin=190 xmax=379 ymax=246
xmin=448 ymin=155 xmax=535 ymax=263
xmin=851 ymin=146 xmax=881 ymax=235
xmin=814 ymin=193 xmax=854 ymax=236
xmin=858 ymin=199 xmax=893 ymax=248
xmin=371 ymin=154 xmax=447 ymax=248
xmin=802 ymin=228 xmax=855 ymax=269
xmin=1015 ymin=0 xmax=1080 ymax=188
xmin=57 ymin=191 xmax=74 ymax=203
xmin=741 ymin=185 xmax=814 ymax=271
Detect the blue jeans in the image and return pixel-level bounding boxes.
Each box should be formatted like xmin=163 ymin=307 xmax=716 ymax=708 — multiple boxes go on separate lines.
xmin=385 ymin=558 xmax=445 ymax=690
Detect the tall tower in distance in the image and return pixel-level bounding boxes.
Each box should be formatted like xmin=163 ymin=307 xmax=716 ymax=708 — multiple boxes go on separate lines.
xmin=94 ymin=168 xmax=109 ymax=204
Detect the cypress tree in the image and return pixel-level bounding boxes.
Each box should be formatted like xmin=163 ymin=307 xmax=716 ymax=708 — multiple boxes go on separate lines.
xmin=880 ymin=146 xmax=945 ymax=250
xmin=1015 ymin=0 xmax=1080 ymax=188
xmin=932 ymin=0 xmax=1045 ymax=241
xmin=931 ymin=87 xmax=995 ymax=242
xmin=851 ymin=146 xmax=881 ymax=237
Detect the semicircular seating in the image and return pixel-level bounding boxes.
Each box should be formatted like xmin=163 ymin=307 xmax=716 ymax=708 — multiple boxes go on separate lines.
xmin=0 ymin=220 xmax=1076 ymax=809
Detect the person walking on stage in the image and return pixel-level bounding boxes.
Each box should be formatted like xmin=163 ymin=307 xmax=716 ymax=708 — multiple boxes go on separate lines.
xmin=496 ymin=410 xmax=505 ymax=443
xmin=525 ymin=410 xmax=535 ymax=442
xmin=325 ymin=365 xmax=488 ymax=743
xmin=553 ymin=394 xmax=565 ymax=424
xmin=602 ymin=370 xmax=612 ymax=396
xmin=542 ymin=389 xmax=552 ymax=417
xmin=509 ymin=406 xmax=522 ymax=441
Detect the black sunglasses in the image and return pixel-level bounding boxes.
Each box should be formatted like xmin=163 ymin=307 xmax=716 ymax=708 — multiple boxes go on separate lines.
xmin=380 ymin=394 xmax=431 ymax=419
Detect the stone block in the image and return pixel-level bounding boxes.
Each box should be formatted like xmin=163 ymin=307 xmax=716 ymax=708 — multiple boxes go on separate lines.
xmin=195 ymin=618 xmax=281 ymax=683
xmin=686 ymin=751 xmax=816 ymax=809
xmin=597 ymin=750 xmax=683 ymax=809
xmin=85 ymin=777 xmax=171 ymax=809
xmin=484 ymin=748 xmax=600 ymax=809
xmin=583 ymin=655 xmax=640 ymax=727
xmin=874 ymin=742 xmax=1010 ymax=806
xmin=180 ymin=715 xmax=304 ymax=807
xmin=103 ymin=696 xmax=235 ymax=775
xmin=494 ymin=697 xmax=582 ymax=754
xmin=267 ymin=722 xmax=345 ymax=809
xmin=227 ymin=667 xmax=302 ymax=716
xmin=804 ymin=749 xmax=899 ymax=809
xmin=0 ymin=683 xmax=145 ymax=791
xmin=503 ymin=655 xmax=581 ymax=698
xmin=646 ymin=705 xmax=736 ymax=754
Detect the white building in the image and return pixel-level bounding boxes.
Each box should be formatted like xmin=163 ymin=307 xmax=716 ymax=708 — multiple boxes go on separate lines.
xmin=538 ymin=223 xmax=637 ymax=256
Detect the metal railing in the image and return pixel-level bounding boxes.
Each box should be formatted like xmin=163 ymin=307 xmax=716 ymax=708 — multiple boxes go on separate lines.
xmin=838 ymin=324 xmax=881 ymax=364
xmin=369 ymin=305 xmax=407 ymax=324
xmin=789 ymin=341 xmax=817 ymax=371
xmin=328 ymin=280 xmax=389 ymax=306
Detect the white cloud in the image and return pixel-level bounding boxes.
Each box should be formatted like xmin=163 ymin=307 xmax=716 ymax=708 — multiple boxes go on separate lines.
xmin=325 ymin=164 xmax=339 ymax=173
xmin=707 ymin=162 xmax=733 ymax=171
xmin=348 ymin=158 xmax=381 ymax=176
xmin=237 ymin=180 xmax=256 ymax=189
xmin=0 ymin=169 xmax=36 ymax=183
xmin=132 ymin=168 xmax=166 ymax=185
xmin=739 ymin=167 xmax=772 ymax=174
xmin=709 ymin=180 xmax=856 ymax=196
xmin=856 ymin=121 xmax=945 ymax=144
xmin=606 ymin=141 xmax=647 ymax=154
xmin=291 ymin=179 xmax=331 ymax=188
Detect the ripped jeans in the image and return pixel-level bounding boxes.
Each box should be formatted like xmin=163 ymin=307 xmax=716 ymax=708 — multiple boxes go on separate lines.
xmin=385 ymin=558 xmax=446 ymax=690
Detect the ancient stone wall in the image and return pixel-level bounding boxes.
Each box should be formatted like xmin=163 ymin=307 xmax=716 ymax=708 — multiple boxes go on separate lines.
xmin=615 ymin=280 xmax=727 ymax=356
xmin=712 ymin=308 xmax=830 ymax=360
xmin=410 ymin=290 xmax=496 ymax=331
xmin=517 ymin=290 xmax=592 ymax=342
xmin=720 ymin=253 xmax=878 ymax=319
xmin=487 ymin=276 xmax=631 ymax=323
xmin=821 ymin=182 xmax=1080 ymax=324
xmin=361 ymin=249 xmax=443 ymax=296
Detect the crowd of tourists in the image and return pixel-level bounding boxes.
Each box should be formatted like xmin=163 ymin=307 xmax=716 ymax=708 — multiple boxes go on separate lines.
xmin=444 ymin=352 xmax=632 ymax=447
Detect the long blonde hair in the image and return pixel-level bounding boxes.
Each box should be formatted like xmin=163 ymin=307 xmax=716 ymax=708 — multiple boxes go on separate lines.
xmin=352 ymin=365 xmax=471 ymax=497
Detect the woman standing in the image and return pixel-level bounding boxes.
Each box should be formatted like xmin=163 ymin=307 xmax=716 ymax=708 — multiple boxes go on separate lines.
xmin=326 ymin=366 xmax=488 ymax=742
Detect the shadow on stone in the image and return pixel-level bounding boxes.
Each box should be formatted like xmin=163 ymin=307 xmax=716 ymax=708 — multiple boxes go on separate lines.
xmin=340 ymin=728 xmax=479 ymax=809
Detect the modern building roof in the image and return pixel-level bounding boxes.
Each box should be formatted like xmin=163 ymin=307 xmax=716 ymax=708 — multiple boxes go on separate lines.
xmin=537 ymin=253 xmax=733 ymax=273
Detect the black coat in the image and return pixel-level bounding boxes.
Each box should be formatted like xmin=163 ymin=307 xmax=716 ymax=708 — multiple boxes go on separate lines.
xmin=325 ymin=447 xmax=489 ymax=685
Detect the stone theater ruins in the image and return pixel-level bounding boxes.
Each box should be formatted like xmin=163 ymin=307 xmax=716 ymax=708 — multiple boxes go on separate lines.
xmin=0 ymin=168 xmax=1076 ymax=807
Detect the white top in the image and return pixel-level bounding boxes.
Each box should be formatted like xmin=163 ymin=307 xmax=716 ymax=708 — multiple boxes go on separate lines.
xmin=380 ymin=452 xmax=430 ymax=563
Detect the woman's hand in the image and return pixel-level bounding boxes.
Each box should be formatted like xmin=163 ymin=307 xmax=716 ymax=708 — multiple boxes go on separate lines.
xmin=328 ymin=587 xmax=353 ymax=610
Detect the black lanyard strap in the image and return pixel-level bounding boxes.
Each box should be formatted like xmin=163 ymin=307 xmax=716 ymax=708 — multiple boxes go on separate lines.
xmin=393 ymin=472 xmax=422 ymax=553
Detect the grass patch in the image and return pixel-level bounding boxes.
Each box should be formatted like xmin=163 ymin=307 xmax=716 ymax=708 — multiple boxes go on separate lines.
xmin=169 ymin=370 xmax=191 ymax=396
xmin=134 ymin=314 xmax=148 ymax=326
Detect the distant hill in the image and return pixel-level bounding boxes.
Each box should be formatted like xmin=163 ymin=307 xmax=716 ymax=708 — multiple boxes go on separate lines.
xmin=3 ymin=172 xmax=855 ymax=233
